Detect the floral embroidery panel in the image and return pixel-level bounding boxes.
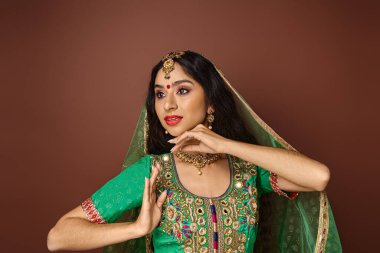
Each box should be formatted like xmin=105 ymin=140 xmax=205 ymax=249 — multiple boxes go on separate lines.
xmin=152 ymin=153 xmax=260 ymax=253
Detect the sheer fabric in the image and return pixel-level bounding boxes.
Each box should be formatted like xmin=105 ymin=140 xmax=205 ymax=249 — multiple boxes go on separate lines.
xmin=82 ymin=61 xmax=341 ymax=252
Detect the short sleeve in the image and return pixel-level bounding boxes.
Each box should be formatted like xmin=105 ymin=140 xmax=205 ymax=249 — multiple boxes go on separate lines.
xmin=256 ymin=165 xmax=298 ymax=200
xmin=81 ymin=155 xmax=152 ymax=223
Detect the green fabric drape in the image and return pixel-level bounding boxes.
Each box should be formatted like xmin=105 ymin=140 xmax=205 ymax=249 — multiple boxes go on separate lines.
xmin=102 ymin=63 xmax=342 ymax=253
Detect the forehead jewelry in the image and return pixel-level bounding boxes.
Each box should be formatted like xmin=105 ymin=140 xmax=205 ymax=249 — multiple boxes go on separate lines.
xmin=166 ymin=84 xmax=171 ymax=89
xmin=161 ymin=51 xmax=185 ymax=79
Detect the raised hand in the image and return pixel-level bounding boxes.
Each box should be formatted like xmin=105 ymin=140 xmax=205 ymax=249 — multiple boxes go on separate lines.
xmin=134 ymin=162 xmax=167 ymax=236
xmin=169 ymin=124 xmax=230 ymax=154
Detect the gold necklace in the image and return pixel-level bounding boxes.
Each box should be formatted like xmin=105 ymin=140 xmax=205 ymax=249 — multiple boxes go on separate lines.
xmin=173 ymin=151 xmax=222 ymax=175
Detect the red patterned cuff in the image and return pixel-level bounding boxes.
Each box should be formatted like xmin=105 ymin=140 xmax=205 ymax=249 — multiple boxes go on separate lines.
xmin=269 ymin=172 xmax=298 ymax=200
xmin=81 ymin=197 xmax=106 ymax=224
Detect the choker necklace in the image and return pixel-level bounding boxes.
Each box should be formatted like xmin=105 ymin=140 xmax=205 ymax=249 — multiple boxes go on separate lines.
xmin=173 ymin=151 xmax=222 ymax=175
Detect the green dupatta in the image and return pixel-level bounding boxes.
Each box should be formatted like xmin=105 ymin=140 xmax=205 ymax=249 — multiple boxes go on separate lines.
xmin=102 ymin=63 xmax=342 ymax=253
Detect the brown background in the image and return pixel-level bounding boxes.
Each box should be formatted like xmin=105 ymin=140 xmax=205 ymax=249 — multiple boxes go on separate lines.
xmin=1 ymin=1 xmax=379 ymax=252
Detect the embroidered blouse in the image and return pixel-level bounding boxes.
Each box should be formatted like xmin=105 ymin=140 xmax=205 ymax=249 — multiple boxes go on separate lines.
xmin=81 ymin=153 xmax=297 ymax=253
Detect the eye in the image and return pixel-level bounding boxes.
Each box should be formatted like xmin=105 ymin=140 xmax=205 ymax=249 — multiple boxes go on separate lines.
xmin=155 ymin=91 xmax=165 ymax=99
xmin=177 ymin=88 xmax=189 ymax=95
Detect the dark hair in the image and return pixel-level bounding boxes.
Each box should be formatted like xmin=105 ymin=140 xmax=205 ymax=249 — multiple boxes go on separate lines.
xmin=146 ymin=50 xmax=257 ymax=154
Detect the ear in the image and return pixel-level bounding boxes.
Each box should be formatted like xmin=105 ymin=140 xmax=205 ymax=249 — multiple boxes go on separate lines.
xmin=207 ymin=105 xmax=214 ymax=114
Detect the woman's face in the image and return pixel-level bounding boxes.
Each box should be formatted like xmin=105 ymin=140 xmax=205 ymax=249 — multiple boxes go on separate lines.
xmin=154 ymin=63 xmax=213 ymax=137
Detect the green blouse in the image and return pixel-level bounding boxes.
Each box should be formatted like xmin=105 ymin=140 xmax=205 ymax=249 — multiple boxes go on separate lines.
xmin=81 ymin=153 xmax=297 ymax=253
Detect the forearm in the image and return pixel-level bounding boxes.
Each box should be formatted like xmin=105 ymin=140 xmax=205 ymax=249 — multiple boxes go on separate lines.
xmin=47 ymin=217 xmax=141 ymax=251
xmin=224 ymin=140 xmax=330 ymax=191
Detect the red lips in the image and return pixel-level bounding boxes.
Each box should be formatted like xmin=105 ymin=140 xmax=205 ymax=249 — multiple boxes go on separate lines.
xmin=164 ymin=115 xmax=183 ymax=126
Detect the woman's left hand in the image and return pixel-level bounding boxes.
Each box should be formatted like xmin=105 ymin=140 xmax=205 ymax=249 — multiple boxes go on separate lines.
xmin=169 ymin=124 xmax=230 ymax=154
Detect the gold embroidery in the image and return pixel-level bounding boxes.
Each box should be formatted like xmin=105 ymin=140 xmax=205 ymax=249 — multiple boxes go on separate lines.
xmin=154 ymin=153 xmax=259 ymax=252
xmin=224 ymin=228 xmax=232 ymax=236
xmin=164 ymin=171 xmax=172 ymax=179
xmin=314 ymin=191 xmax=329 ymax=253
xmin=199 ymin=246 xmax=208 ymax=253
xmin=195 ymin=198 xmax=204 ymax=205
xmin=199 ymin=236 xmax=207 ymax=245
xmin=197 ymin=217 xmax=206 ymax=226
xmin=199 ymin=227 xmax=206 ymax=235
xmin=145 ymin=233 xmax=153 ymax=253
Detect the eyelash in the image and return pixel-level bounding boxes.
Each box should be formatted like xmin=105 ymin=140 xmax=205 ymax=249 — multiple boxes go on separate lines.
xmin=155 ymin=88 xmax=190 ymax=99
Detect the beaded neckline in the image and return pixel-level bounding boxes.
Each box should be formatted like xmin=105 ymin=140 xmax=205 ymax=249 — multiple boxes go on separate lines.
xmin=169 ymin=152 xmax=234 ymax=200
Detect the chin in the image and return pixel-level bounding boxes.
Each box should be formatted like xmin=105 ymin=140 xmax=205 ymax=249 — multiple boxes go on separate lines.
xmin=166 ymin=124 xmax=191 ymax=137
xmin=166 ymin=122 xmax=204 ymax=136
xmin=167 ymin=129 xmax=184 ymax=137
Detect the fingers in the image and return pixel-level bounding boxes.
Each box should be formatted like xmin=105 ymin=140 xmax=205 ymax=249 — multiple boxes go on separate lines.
xmin=171 ymin=132 xmax=202 ymax=152
xmin=156 ymin=190 xmax=168 ymax=209
xmin=142 ymin=177 xmax=150 ymax=208
xmin=180 ymin=144 xmax=203 ymax=153
xmin=169 ymin=130 xmax=200 ymax=144
xmin=150 ymin=162 xmax=161 ymax=192
xmin=149 ymin=161 xmax=163 ymax=203
xmin=149 ymin=166 xmax=158 ymax=193
xmin=174 ymin=138 xmax=201 ymax=152
xmin=172 ymin=138 xmax=198 ymax=152
xmin=147 ymin=160 xmax=168 ymax=211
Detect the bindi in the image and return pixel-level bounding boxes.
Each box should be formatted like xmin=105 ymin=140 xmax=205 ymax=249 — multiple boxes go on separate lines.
xmin=166 ymin=84 xmax=171 ymax=89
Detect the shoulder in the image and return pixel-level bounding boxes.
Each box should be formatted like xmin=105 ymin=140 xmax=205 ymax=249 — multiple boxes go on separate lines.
xmin=148 ymin=153 xmax=171 ymax=164
xmin=149 ymin=153 xmax=175 ymax=191
xmin=120 ymin=154 xmax=153 ymax=172
xmin=124 ymin=153 xmax=168 ymax=165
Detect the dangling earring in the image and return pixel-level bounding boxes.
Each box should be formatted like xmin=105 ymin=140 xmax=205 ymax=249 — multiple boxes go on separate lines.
xmin=207 ymin=113 xmax=214 ymax=130
xmin=165 ymin=130 xmax=168 ymax=134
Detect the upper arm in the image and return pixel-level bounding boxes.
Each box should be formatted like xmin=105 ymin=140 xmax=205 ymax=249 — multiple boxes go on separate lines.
xmin=61 ymin=205 xmax=88 ymax=221
xmin=256 ymin=165 xmax=299 ymax=200
xmin=277 ymin=176 xmax=315 ymax=192
xmin=50 ymin=205 xmax=88 ymax=234
xmin=80 ymin=155 xmax=152 ymax=223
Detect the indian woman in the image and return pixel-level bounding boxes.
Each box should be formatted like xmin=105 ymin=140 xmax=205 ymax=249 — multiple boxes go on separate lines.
xmin=47 ymin=50 xmax=342 ymax=253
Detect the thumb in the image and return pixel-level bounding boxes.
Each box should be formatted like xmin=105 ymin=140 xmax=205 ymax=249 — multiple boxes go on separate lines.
xmin=156 ymin=190 xmax=168 ymax=209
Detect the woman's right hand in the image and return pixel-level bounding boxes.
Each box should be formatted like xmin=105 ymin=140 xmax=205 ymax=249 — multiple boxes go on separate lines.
xmin=134 ymin=161 xmax=167 ymax=236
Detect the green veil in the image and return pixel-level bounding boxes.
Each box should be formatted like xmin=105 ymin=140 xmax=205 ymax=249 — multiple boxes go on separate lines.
xmin=103 ymin=57 xmax=342 ymax=253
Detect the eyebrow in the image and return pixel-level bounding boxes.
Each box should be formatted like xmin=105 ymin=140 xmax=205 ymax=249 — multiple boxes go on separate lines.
xmin=154 ymin=79 xmax=194 ymax=88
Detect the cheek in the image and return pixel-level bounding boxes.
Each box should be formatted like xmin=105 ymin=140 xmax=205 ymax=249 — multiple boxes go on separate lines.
xmin=182 ymin=97 xmax=207 ymax=118
xmin=192 ymin=93 xmax=207 ymax=112
xmin=154 ymin=101 xmax=163 ymax=119
xmin=155 ymin=102 xmax=169 ymax=127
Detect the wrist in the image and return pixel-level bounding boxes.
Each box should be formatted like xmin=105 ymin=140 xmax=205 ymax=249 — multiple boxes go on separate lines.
xmin=128 ymin=222 xmax=145 ymax=238
xmin=221 ymin=138 xmax=237 ymax=155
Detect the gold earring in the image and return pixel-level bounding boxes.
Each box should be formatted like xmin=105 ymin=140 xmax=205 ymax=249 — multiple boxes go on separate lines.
xmin=207 ymin=113 xmax=214 ymax=130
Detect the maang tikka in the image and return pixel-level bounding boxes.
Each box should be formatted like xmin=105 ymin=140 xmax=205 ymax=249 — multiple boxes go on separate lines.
xmin=162 ymin=51 xmax=185 ymax=79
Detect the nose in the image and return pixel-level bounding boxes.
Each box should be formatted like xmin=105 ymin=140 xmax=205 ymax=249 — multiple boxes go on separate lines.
xmin=164 ymin=93 xmax=178 ymax=111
